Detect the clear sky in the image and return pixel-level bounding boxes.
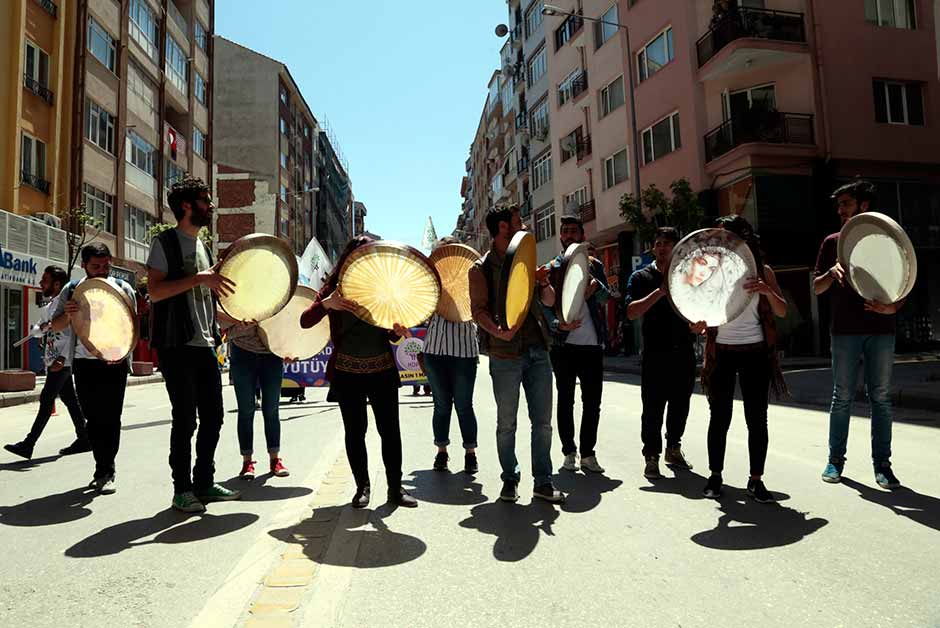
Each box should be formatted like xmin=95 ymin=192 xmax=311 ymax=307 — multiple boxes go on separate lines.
xmin=216 ymin=1 xmax=507 ymax=248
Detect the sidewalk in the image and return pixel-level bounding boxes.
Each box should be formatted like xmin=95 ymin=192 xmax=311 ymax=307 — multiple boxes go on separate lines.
xmin=0 ymin=372 xmax=165 ymax=409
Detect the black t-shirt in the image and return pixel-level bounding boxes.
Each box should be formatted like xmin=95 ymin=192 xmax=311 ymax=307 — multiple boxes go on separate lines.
xmin=625 ymin=264 xmax=694 ymax=352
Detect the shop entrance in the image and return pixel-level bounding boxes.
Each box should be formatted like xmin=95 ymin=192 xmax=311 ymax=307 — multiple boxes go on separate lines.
xmin=2 ymin=285 xmax=24 ymax=370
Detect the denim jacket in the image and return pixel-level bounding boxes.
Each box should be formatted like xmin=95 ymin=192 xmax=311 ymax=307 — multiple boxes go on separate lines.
xmin=543 ymin=254 xmax=610 ymax=349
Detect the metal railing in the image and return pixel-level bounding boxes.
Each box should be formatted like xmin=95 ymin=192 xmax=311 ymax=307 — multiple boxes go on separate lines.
xmin=517 ymin=156 xmax=530 ymax=173
xmin=554 ymin=11 xmax=584 ymax=50
xmin=571 ymin=71 xmax=589 ymax=100
xmin=21 ymin=171 xmax=51 ymax=194
xmin=34 ymin=0 xmax=57 ymax=18
xmin=520 ymin=197 xmax=533 ymax=218
xmin=704 ymin=111 xmax=815 ymax=162
xmin=697 ymin=7 xmax=806 ymax=68
xmin=579 ymin=199 xmax=596 ymax=223
xmin=23 ymin=75 xmax=54 ymax=104
xmin=577 ymin=135 xmax=592 ymax=162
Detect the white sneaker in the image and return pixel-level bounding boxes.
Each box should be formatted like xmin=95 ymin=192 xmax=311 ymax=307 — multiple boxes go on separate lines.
xmin=562 ymin=453 xmax=579 ymax=471
xmin=580 ymin=455 xmax=605 ymax=474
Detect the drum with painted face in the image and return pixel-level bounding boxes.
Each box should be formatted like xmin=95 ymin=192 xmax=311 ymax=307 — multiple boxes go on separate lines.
xmin=838 ymin=212 xmax=917 ymax=304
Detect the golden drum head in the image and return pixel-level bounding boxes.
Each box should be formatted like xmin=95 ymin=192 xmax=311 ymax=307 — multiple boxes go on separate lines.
xmin=338 ymin=241 xmax=441 ymax=329
xmin=501 ymin=231 xmax=536 ymax=329
xmin=429 ymin=243 xmax=481 ymax=322
xmin=560 ymin=243 xmax=590 ymax=324
xmin=218 ymin=234 xmax=298 ymax=322
xmin=72 ymin=278 xmax=137 ymax=362
xmin=838 ymin=212 xmax=917 ymax=304
xmin=259 ymin=286 xmax=330 ymax=360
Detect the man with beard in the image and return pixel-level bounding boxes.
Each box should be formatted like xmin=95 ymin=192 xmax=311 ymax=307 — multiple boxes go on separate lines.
xmin=543 ymin=213 xmax=609 ymax=474
xmin=815 ymin=180 xmax=904 ymax=489
xmin=148 ymin=176 xmax=240 ymax=513
xmin=4 ymin=266 xmax=89 ymax=460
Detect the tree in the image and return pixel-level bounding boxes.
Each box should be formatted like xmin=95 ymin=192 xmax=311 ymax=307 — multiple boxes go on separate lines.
xmin=619 ymin=178 xmax=705 ymax=250
xmin=148 ymin=223 xmax=213 ymax=249
xmin=64 ymin=204 xmax=102 ymax=276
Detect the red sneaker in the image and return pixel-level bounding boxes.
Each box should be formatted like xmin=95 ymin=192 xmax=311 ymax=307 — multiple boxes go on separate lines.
xmin=239 ymin=460 xmax=256 ymax=480
xmin=270 ymin=458 xmax=290 ymax=477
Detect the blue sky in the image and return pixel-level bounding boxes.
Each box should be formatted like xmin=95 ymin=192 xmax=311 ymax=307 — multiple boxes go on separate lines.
xmin=216 ymin=1 xmax=507 ymax=248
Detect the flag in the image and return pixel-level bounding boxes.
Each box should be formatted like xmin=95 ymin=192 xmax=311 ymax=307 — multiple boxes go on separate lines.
xmin=421 ymin=216 xmax=438 ymax=251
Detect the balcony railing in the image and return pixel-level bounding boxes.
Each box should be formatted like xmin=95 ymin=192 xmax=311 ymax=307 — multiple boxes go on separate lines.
xmin=579 ymin=199 xmax=596 ymax=223
xmin=168 ymin=1 xmax=188 ymax=32
xmin=520 ymin=197 xmax=533 ymax=218
xmin=697 ymin=7 xmax=807 ymax=68
xmin=577 ymin=135 xmax=592 ymax=162
xmin=704 ymin=111 xmax=815 ymax=162
xmin=34 ymin=0 xmax=57 ymax=18
xmin=571 ymin=71 xmax=589 ymax=100
xmin=23 ymin=75 xmax=54 ymax=105
xmin=517 ymin=156 xmax=530 ymax=173
xmin=515 ymin=112 xmax=527 ymax=130
xmin=21 ymin=171 xmax=51 ymax=194
xmin=554 ymin=11 xmax=584 ymax=50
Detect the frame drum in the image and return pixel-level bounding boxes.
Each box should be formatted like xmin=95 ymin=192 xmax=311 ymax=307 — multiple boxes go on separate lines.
xmin=559 ymin=242 xmax=590 ymax=324
xmin=838 ymin=212 xmax=917 ymax=304
xmin=218 ymin=234 xmax=298 ymax=322
xmin=338 ymin=241 xmax=441 ymax=329
xmin=72 ymin=278 xmax=137 ymax=362
xmin=429 ymin=243 xmax=481 ymax=322
xmin=259 ymin=286 xmax=330 ymax=360
xmin=667 ymin=228 xmax=757 ymax=327
xmin=499 ymin=231 xmax=537 ymax=329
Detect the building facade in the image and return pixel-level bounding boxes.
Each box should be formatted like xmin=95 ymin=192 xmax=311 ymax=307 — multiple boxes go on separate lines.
xmin=316 ymin=130 xmax=351 ymax=263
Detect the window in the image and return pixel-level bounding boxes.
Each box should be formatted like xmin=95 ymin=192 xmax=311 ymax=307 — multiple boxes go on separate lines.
xmin=603 ymin=149 xmax=630 ymax=189
xmin=165 ymin=35 xmax=188 ymax=95
xmin=280 ymin=117 xmax=288 ymax=135
xmin=501 ymin=78 xmax=513 ymax=112
xmin=530 ymin=99 xmax=550 ymax=138
xmin=280 ymin=184 xmax=288 ymax=202
xmin=873 ymin=80 xmax=925 ymax=125
xmin=524 ymin=0 xmax=544 ymax=39
xmin=303 ymin=123 xmax=310 ymax=138
xmin=165 ymin=158 xmax=185 ymax=188
xmin=599 ymin=75 xmax=625 ymax=117
xmin=535 ymin=204 xmax=556 ymax=241
xmin=527 ymin=47 xmax=547 ymax=85
xmin=642 ymin=112 xmax=681 ymax=164
xmin=531 ymin=151 xmax=552 ymax=190
xmin=560 ymin=127 xmax=583 ymax=163
xmin=126 ymin=131 xmax=155 ymax=175
xmin=725 ymin=83 xmax=776 ymax=120
xmin=129 ymin=0 xmax=158 ymax=60
xmin=85 ymin=99 xmax=115 ymax=154
xmin=193 ymin=128 xmax=207 ymax=158
xmin=280 ymin=85 xmax=288 ymax=105
xmin=88 ymin=16 xmax=116 ymax=72
xmin=564 ymin=187 xmax=588 ymax=212
xmin=24 ymin=41 xmax=50 ymax=88
xmin=554 ymin=13 xmax=583 ymax=50
xmin=21 ymin=134 xmax=47 ymax=184
xmin=280 ymin=152 xmax=288 ymax=169
xmin=558 ymin=69 xmax=582 ymax=106
xmin=127 ymin=62 xmax=157 ymax=121
xmin=195 ymin=20 xmax=208 ymax=50
xmin=865 ymin=0 xmax=916 ymax=29
xmin=124 ymin=204 xmax=157 ymax=245
xmin=638 ymin=27 xmax=674 ymax=82
xmin=83 ymin=184 xmax=113 ymax=233
xmin=594 ymin=4 xmax=619 ymax=49
xmin=192 ymin=72 xmax=207 ymax=105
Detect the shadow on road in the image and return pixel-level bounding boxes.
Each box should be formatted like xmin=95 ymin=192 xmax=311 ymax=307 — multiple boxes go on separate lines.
xmin=0 ymin=454 xmax=62 ymax=473
xmin=227 ymin=474 xmax=313 ymax=502
xmin=0 ymin=486 xmax=95 ymax=526
xmin=841 ymin=478 xmax=940 ymax=533
xmin=459 ymin=500 xmax=560 ymax=562
xmin=65 ymin=510 xmax=259 ymax=558
xmin=553 ymin=471 xmax=623 ymax=514
xmin=122 ymin=419 xmax=173 ymax=432
xmin=402 ymin=469 xmax=488 ymax=506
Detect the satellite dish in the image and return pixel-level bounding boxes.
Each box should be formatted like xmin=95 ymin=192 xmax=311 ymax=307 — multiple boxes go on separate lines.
xmin=495 ymin=24 xmax=509 ymax=37
xmin=560 ymin=136 xmax=577 ymax=152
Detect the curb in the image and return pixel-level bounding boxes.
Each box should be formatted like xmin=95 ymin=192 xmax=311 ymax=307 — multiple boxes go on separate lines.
xmin=0 ymin=373 xmax=165 ymax=409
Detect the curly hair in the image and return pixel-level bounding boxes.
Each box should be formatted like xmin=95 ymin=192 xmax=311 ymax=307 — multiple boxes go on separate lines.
xmin=167 ymin=176 xmax=209 ymax=221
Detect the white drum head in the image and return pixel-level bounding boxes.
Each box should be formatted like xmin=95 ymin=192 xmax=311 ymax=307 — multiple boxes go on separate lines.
xmin=838 ymin=212 xmax=917 ymax=304
xmin=560 ymin=243 xmax=590 ymax=324
xmin=259 ymin=286 xmax=330 ymax=360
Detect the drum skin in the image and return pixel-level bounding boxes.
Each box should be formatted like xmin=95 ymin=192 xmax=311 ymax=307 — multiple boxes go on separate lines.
xmin=838 ymin=212 xmax=917 ymax=304
xmin=429 ymin=243 xmax=481 ymax=322
xmin=499 ymin=231 xmax=536 ymax=329
xmin=72 ymin=278 xmax=137 ymax=362
xmin=218 ymin=234 xmax=298 ymax=322
xmin=338 ymin=241 xmax=441 ymax=330
xmin=559 ymin=243 xmax=590 ymax=324
xmin=259 ymin=286 xmax=330 ymax=360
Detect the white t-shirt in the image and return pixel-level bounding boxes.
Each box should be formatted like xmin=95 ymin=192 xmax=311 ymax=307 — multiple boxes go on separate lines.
xmin=565 ymin=301 xmax=599 ymax=346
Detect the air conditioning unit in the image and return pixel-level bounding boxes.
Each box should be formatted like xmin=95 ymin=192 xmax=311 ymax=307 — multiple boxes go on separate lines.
xmin=34 ymin=212 xmax=62 ymax=229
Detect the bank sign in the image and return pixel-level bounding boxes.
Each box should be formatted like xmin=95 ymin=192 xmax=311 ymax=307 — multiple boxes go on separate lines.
xmin=0 ymin=245 xmax=42 ymax=288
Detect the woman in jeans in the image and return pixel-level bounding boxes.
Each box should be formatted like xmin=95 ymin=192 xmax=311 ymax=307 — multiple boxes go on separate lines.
xmin=701 ymin=215 xmax=788 ymax=503
xmin=300 ymin=236 xmax=417 ymax=509
xmin=222 ymin=315 xmax=289 ymax=479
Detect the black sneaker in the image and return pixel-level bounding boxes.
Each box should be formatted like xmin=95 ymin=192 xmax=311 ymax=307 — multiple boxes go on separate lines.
xmin=4 ymin=441 xmax=33 ymax=460
xmin=464 ymin=452 xmax=479 ymax=474
xmin=703 ymin=474 xmax=723 ymax=499
xmin=746 ymin=479 xmax=775 ymax=503
xmin=388 ymin=487 xmax=418 ymax=508
xmin=433 ymin=451 xmax=448 ymax=471
xmin=533 ymin=483 xmax=566 ymax=504
xmin=499 ymin=481 xmax=519 ymax=503
xmin=59 ymin=438 xmax=92 ymax=456
xmin=874 ymin=463 xmax=901 ymax=489
xmin=352 ymin=485 xmax=371 ymax=509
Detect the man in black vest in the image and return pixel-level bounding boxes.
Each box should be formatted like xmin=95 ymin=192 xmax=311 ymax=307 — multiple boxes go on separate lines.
xmin=469 ymin=206 xmax=565 ymax=504
xmin=147 ymin=177 xmax=240 ymax=513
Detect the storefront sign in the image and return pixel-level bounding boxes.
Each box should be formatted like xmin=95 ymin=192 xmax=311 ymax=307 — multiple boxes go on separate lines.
xmin=109 ymin=264 xmax=137 ymax=288
xmin=0 ymin=244 xmax=46 ymax=288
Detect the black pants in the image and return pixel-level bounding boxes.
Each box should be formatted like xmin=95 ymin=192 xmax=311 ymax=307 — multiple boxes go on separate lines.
xmin=73 ymin=359 xmax=128 ymax=479
xmin=334 ymin=373 xmax=403 ymax=493
xmin=25 ymin=367 xmax=86 ymax=446
xmin=159 ymin=346 xmax=224 ymax=493
xmin=641 ymin=348 xmax=696 ymax=456
xmin=550 ymin=344 xmax=603 ymax=458
xmin=706 ymin=347 xmax=770 ymax=477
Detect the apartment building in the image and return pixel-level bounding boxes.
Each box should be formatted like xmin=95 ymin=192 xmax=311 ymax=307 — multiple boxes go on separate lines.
xmin=316 ymin=129 xmax=352 ymax=263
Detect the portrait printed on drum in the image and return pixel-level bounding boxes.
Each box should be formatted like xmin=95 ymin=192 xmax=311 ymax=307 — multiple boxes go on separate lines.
xmin=668 ymin=237 xmax=753 ymax=327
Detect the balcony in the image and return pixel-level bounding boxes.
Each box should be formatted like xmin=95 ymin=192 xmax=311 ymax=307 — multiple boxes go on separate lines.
xmin=517 ymin=156 xmax=530 ymax=174
xmin=515 ymin=111 xmax=527 ymax=130
xmin=697 ymin=7 xmax=807 ymax=79
xmin=704 ymin=111 xmax=815 ymax=163
xmin=579 ymin=199 xmax=596 ymax=223
xmin=577 ymin=135 xmax=592 ymax=163
xmin=168 ymin=1 xmax=188 ymax=33
xmin=554 ymin=11 xmax=584 ymax=50
xmin=23 ymin=75 xmax=54 ymax=105
xmin=34 ymin=0 xmax=57 ymax=18
xmin=520 ymin=197 xmax=532 ymax=218
xmin=571 ymin=71 xmax=589 ymax=101
xmin=21 ymin=171 xmax=50 ymax=194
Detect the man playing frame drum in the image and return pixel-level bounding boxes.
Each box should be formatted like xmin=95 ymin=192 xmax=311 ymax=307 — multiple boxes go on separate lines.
xmin=469 ymin=206 xmax=565 ymax=504
xmin=626 ymin=228 xmax=703 ymax=479
xmin=148 ymin=177 xmax=241 ymax=513
xmin=544 ymin=213 xmax=610 ymax=474
xmin=814 ymin=180 xmax=904 ymax=489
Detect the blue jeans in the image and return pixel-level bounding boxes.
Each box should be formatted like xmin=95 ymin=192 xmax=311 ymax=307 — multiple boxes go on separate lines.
xmin=424 ymin=354 xmax=479 ymax=448
xmin=828 ymin=334 xmax=895 ymax=466
xmin=489 ymin=346 xmax=554 ymax=487
xmin=231 ymin=344 xmax=284 ymax=455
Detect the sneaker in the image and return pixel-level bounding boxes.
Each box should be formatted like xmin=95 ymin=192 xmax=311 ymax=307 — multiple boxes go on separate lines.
xmin=562 ymin=453 xmax=579 ymax=471
xmin=664 ymin=447 xmax=693 ymax=470
xmin=821 ymin=459 xmax=844 ymax=484
xmin=270 ymin=458 xmax=290 ymax=477
xmin=196 ymin=483 xmax=242 ymax=503
xmin=239 ymin=460 xmax=256 ymax=480
xmin=59 ymin=438 xmax=92 ymax=456
xmin=533 ymin=483 xmax=566 ymax=504
xmin=703 ymin=474 xmax=723 ymax=499
xmin=352 ymin=485 xmax=371 ymax=509
xmin=98 ymin=475 xmax=116 ymax=495
xmin=173 ymin=491 xmax=207 ymax=513
xmin=433 ymin=451 xmax=449 ymax=472
xmin=644 ymin=455 xmax=663 ymax=480
xmin=874 ymin=464 xmax=900 ymax=490
xmin=499 ymin=481 xmax=519 ymax=503
xmin=4 ymin=441 xmax=33 ymax=460
xmin=580 ymin=455 xmax=605 ymax=474
xmin=747 ymin=479 xmax=775 ymax=503
xmin=464 ymin=452 xmax=478 ymax=474
xmin=388 ymin=487 xmax=418 ymax=508
xmin=88 ymin=476 xmax=106 ymax=491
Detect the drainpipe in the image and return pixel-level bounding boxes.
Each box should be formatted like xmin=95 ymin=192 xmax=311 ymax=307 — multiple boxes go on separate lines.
xmin=807 ymin=0 xmax=832 ymax=161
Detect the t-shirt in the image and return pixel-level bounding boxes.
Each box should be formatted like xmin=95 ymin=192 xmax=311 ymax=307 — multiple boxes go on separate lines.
xmin=625 ymin=262 xmax=694 ymax=352
xmin=147 ymin=229 xmax=216 ymax=347
xmin=38 ymin=299 xmax=73 ymax=368
xmin=51 ymin=276 xmax=138 ymax=362
xmin=565 ymin=300 xmax=599 ymax=346
xmin=814 ymin=232 xmax=895 ymax=336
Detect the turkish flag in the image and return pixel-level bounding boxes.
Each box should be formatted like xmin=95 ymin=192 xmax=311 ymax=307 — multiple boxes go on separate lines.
xmin=167 ymin=128 xmax=177 ymax=160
